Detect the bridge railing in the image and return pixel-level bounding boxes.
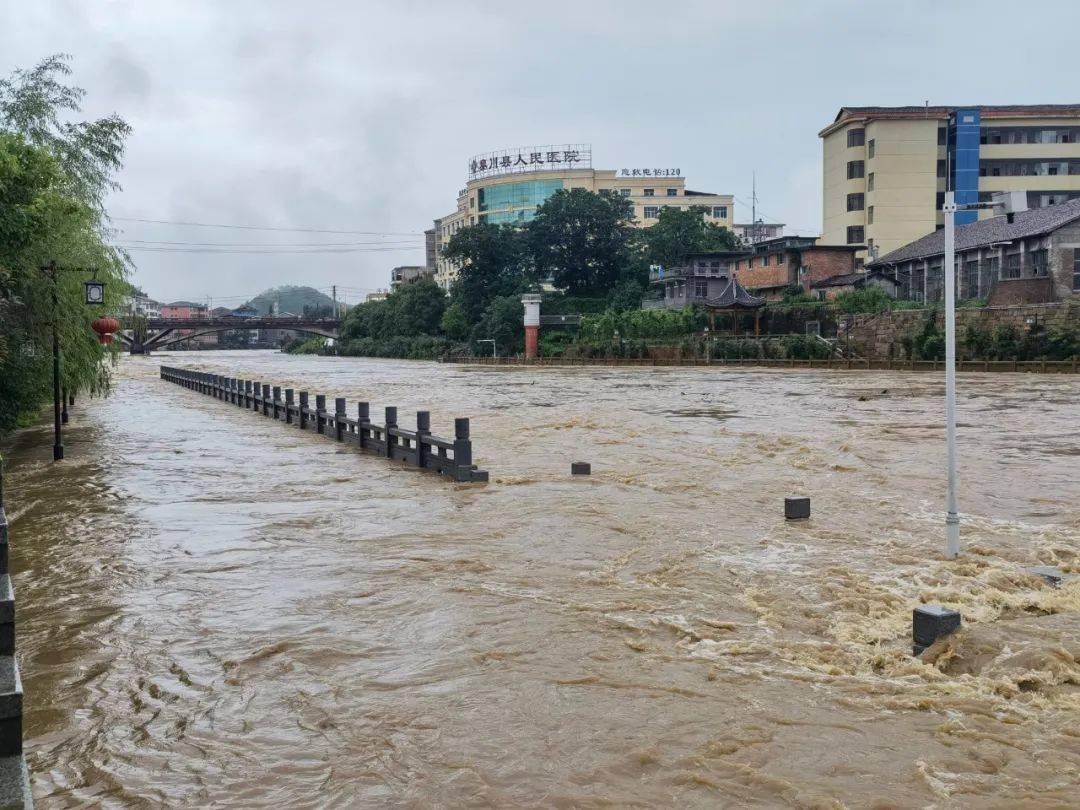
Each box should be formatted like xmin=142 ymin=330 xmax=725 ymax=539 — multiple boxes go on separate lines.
xmin=159 ymin=366 xmax=488 ymax=483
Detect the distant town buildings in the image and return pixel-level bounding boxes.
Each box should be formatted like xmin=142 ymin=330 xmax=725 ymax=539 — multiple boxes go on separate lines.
xmin=433 ymin=144 xmax=735 ymax=289
xmin=124 ymin=287 xmax=161 ymax=318
xmin=733 ymin=220 xmax=784 ymax=244
xmin=160 ymin=301 xmax=208 ymax=319
xmin=733 ymin=236 xmax=862 ymax=300
xmin=390 ymin=265 xmax=434 ymax=290
xmin=366 ymin=290 xmax=390 ymax=302
xmin=868 ymin=196 xmax=1080 ymax=305
xmin=820 ymin=104 xmax=1080 ymax=262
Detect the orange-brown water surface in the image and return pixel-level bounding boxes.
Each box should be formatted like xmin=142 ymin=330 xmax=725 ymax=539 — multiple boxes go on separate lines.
xmin=4 ymin=351 xmax=1078 ymax=807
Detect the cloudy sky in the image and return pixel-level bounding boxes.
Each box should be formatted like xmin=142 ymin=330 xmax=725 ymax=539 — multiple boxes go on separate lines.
xmin=3 ymin=0 xmax=1076 ymax=305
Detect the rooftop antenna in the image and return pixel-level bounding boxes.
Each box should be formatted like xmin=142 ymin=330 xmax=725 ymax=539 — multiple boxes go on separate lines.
xmin=925 ymin=99 xmax=929 ymax=117
xmin=751 ymin=172 xmax=758 ymax=244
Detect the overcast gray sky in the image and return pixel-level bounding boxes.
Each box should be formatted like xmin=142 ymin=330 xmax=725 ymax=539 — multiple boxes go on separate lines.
xmin=4 ymin=0 xmax=1077 ymax=305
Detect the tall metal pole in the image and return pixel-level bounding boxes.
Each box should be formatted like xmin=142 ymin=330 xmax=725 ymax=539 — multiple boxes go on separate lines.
xmin=51 ymin=266 xmax=64 ymax=461
xmin=943 ymin=192 xmax=959 ymax=557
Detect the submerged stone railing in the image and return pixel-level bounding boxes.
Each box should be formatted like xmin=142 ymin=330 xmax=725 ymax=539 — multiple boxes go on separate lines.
xmin=159 ymin=367 xmax=489 ymax=483
xmin=0 ymin=462 xmax=33 ymax=808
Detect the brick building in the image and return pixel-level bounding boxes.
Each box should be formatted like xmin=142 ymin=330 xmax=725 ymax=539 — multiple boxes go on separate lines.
xmin=868 ymin=196 xmax=1080 ymax=305
xmin=732 ymin=236 xmax=863 ymax=300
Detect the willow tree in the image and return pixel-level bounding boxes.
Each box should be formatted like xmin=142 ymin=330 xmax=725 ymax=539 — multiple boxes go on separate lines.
xmin=0 ymin=55 xmax=131 ymax=433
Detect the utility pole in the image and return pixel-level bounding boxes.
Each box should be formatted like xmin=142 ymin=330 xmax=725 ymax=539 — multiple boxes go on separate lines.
xmin=332 ymin=285 xmax=337 ymax=318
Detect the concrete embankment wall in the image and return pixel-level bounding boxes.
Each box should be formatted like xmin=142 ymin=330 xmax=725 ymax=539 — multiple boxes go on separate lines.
xmin=838 ymin=300 xmax=1079 ymax=361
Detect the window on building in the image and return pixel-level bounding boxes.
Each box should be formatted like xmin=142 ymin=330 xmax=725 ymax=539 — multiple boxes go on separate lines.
xmin=619 ymin=188 xmax=631 ymax=196
xmin=643 ymin=206 xmax=660 ymax=219
xmin=847 ymin=160 xmax=865 ymax=179
xmin=748 ymin=257 xmax=755 ymax=269
xmin=847 ymin=226 xmax=864 ymax=244
xmin=1004 ymin=253 xmax=1021 ymax=279
xmin=963 ymin=260 xmax=979 ymax=297
xmin=847 ymin=193 xmax=865 ymax=211
xmin=712 ymin=205 xmax=728 ymax=219
xmin=470 ymin=198 xmax=475 ymax=208
xmin=773 ymin=253 xmax=784 ymax=266
xmin=762 ymin=254 xmax=770 ymax=266
xmin=936 ymin=192 xmax=946 ymax=210
xmin=867 ymin=172 xmax=874 ymax=191
xmin=1030 ymin=249 xmax=1048 ymax=277
xmin=867 ymin=205 xmax=874 ymax=224
xmin=666 ymin=188 xmax=678 ymax=196
xmin=868 ymin=139 xmax=875 ymax=158
xmin=694 ymin=280 xmax=708 ymax=298
xmin=1074 ymin=254 xmax=1080 ymax=290
xmin=937 ymin=127 xmax=947 ymax=145
xmin=937 ymin=159 xmax=947 ymax=178
xmin=847 ymin=129 xmax=865 ymax=147
xmin=643 ymin=188 xmax=654 ymax=196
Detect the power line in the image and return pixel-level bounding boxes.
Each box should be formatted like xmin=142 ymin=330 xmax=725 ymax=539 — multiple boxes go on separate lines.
xmin=112 ymin=216 xmax=423 ymax=236
xmin=113 ymin=245 xmax=423 ymax=254
xmin=121 ymin=238 xmax=423 ymax=248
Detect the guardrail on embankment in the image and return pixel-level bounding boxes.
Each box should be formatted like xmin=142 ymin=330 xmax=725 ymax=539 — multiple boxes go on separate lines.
xmin=159 ymin=367 xmax=488 ymax=482
xmin=450 ymin=356 xmax=1080 ymax=373
xmin=0 ymin=463 xmax=34 ymax=809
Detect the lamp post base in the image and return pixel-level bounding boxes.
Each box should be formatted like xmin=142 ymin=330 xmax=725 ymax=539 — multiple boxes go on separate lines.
xmin=53 ymin=444 xmax=64 ymax=461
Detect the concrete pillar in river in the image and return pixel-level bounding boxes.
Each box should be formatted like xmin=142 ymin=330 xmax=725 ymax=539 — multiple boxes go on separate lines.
xmin=522 ymin=294 xmax=541 ymax=360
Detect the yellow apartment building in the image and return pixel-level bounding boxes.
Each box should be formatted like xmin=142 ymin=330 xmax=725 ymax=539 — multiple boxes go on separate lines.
xmin=820 ymin=105 xmax=1080 ymax=262
xmin=432 ymin=145 xmax=734 ymax=289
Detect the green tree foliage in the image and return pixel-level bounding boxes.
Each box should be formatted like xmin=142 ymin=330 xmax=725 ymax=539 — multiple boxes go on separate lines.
xmin=579 ymin=306 xmax=708 ymax=341
xmin=528 ymin=188 xmax=636 ymax=294
xmin=0 ymin=54 xmax=131 ymax=213
xmin=439 ymin=301 xmax=470 ymax=341
xmin=442 ymin=222 xmax=529 ymax=323
xmin=642 ymin=206 xmax=739 ymax=268
xmin=341 ymin=278 xmax=447 ymax=341
xmin=472 ymin=295 xmax=524 ymax=354
xmin=0 ymin=55 xmax=130 ymax=433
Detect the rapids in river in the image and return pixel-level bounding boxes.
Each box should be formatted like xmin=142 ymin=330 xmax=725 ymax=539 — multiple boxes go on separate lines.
xmin=3 ymin=351 xmax=1078 ymax=807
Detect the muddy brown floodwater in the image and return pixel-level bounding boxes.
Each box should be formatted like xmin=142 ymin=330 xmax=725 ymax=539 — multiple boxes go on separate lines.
xmin=2 ymin=351 xmax=1078 ymax=808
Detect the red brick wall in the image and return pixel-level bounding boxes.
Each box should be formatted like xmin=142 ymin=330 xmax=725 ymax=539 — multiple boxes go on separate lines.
xmin=799 ymin=249 xmax=858 ymax=289
xmin=734 ymin=254 xmax=792 ymax=289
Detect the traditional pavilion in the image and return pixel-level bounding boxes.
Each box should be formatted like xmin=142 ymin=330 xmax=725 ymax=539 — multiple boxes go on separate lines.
xmin=703 ymin=278 xmax=766 ymax=336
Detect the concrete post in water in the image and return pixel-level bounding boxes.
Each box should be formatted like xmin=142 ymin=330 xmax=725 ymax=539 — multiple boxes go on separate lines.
xmin=384 ymin=407 xmax=398 ymax=457
xmin=357 ymin=402 xmax=370 ymax=449
xmin=912 ymin=605 xmax=961 ymax=655
xmin=416 ymin=411 xmax=431 ymax=469
xmin=335 ymin=398 xmax=346 ymax=441
xmin=251 ymin=381 xmax=260 ymax=411
xmin=571 ymin=461 xmax=591 ymax=475
xmin=262 ymin=385 xmax=271 ymax=416
xmin=522 ymin=293 xmax=542 ymax=360
xmin=244 ymin=380 xmax=252 ymax=409
xmin=453 ymin=417 xmax=472 ymax=478
xmin=315 ymin=395 xmax=326 ymax=434
xmin=785 ymin=497 xmax=811 ymax=520
xmin=285 ymin=389 xmax=294 ymax=424
xmin=299 ymin=391 xmax=309 ymax=430
xmin=272 ymin=386 xmax=281 ymax=420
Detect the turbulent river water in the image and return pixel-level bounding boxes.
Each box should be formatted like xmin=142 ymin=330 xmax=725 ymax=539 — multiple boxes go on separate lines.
xmin=3 ymin=351 xmax=1079 ymax=808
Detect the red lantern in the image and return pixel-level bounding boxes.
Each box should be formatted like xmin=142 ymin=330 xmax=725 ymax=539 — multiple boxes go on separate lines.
xmin=91 ymin=316 xmax=120 ymax=345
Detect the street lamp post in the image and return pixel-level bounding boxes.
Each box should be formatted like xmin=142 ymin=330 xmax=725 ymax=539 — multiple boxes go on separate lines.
xmin=943 ymin=192 xmax=960 ymax=558
xmin=940 ymin=190 xmax=1025 ymax=558
xmin=41 ymin=263 xmax=107 ymax=462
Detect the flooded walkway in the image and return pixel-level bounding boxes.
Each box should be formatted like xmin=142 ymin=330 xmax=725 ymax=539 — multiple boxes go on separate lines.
xmin=4 ymin=352 xmax=1078 ymax=807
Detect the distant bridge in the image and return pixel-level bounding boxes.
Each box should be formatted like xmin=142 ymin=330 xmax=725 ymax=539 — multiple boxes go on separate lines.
xmin=120 ymin=316 xmax=342 ymax=353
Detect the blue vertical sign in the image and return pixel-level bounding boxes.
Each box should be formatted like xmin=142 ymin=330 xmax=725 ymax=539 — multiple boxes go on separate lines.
xmin=949 ymin=108 xmax=981 ymax=225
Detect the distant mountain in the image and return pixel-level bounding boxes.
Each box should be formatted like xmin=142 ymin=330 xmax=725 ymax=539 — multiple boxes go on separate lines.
xmin=245 ymin=285 xmax=337 ymax=317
